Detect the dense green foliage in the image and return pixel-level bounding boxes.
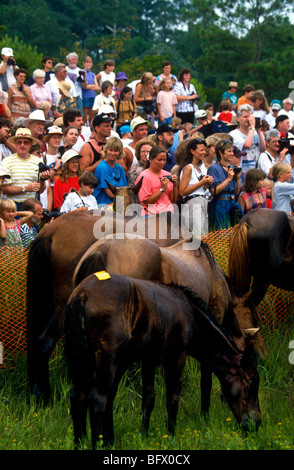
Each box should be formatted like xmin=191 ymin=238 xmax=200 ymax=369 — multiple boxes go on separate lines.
xmin=1 ymin=1 xmax=294 ymax=105
xmin=0 ymin=321 xmax=294 ymax=450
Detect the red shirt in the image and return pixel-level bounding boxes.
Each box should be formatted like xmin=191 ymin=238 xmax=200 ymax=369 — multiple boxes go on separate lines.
xmin=53 ymin=175 xmax=80 ymax=209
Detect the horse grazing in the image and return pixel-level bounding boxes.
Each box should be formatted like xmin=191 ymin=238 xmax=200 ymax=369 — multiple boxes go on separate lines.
xmin=73 ymin=235 xmax=265 ymax=358
xmin=64 ymin=273 xmax=261 ymax=449
xmin=26 ymin=208 xmax=187 ymax=402
xmin=228 ymin=208 xmax=294 ymax=306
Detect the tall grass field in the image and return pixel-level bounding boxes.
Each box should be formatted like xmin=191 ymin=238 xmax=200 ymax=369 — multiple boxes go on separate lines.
xmin=0 ymin=320 xmax=294 ymax=452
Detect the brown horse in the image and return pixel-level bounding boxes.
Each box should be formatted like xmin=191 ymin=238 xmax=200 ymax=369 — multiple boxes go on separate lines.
xmin=73 ymin=235 xmax=265 ymax=357
xmin=26 ymin=207 xmax=188 ymax=401
xmin=228 ymin=208 xmax=294 ymax=305
xmin=64 ymin=273 xmax=261 ymax=449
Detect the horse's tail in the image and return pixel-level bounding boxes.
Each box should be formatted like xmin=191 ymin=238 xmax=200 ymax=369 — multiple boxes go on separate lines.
xmin=228 ymin=222 xmax=251 ymax=294
xmin=73 ymin=250 xmax=107 ymax=288
xmin=26 ymin=231 xmax=55 ymax=388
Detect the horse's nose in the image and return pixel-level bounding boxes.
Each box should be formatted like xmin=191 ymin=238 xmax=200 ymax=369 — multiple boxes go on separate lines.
xmin=240 ymin=411 xmax=261 ymax=432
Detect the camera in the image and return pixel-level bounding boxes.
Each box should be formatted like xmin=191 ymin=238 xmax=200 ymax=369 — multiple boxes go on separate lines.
xmin=7 ymin=57 xmax=16 ymax=66
xmin=255 ymin=117 xmax=261 ymax=129
xmin=42 ymin=209 xmax=64 ymax=223
xmin=228 ymin=164 xmax=242 ymax=175
xmin=77 ymin=70 xmax=86 ymax=83
xmin=279 ymin=138 xmax=294 ymax=154
xmin=165 ymin=175 xmax=173 ymax=181
xmin=38 ymin=162 xmax=51 ymax=173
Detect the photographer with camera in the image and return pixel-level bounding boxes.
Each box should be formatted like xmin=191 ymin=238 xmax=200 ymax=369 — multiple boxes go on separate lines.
xmin=173 ymin=68 xmax=200 ymax=135
xmin=136 ymin=145 xmax=178 ymax=216
xmin=0 ymin=47 xmax=17 ymax=98
xmin=207 ymin=139 xmax=243 ymax=230
xmin=256 ymin=129 xmax=290 ymax=180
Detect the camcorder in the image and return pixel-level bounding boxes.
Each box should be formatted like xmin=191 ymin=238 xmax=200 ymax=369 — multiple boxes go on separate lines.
xmin=279 ymin=137 xmax=294 ymax=154
xmin=7 ymin=57 xmax=16 ymax=66
xmin=228 ymin=164 xmax=242 ymax=175
xmin=77 ymin=70 xmax=86 ymax=83
xmin=42 ymin=209 xmax=65 ymax=223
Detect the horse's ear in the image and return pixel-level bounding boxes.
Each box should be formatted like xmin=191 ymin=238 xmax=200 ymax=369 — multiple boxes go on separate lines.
xmin=106 ymin=180 xmax=117 ymax=195
xmin=132 ymin=176 xmax=144 ymax=195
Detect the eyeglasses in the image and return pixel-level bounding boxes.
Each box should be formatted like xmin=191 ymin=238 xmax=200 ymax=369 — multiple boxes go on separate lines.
xmin=15 ymin=139 xmax=31 ymax=145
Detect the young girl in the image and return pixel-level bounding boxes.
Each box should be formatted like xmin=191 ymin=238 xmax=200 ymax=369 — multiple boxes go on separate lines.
xmin=60 ymin=171 xmax=98 ymax=213
xmin=115 ymin=86 xmax=137 ymax=130
xmin=156 ymin=78 xmax=178 ymax=125
xmin=0 ymin=198 xmax=34 ymax=247
xmin=238 ymin=168 xmax=267 ymax=214
xmin=82 ymin=56 xmax=100 ymax=125
xmin=55 ymin=82 xmax=76 ymax=117
xmin=217 ymin=99 xmax=234 ymax=123
xmin=272 ymin=162 xmax=294 ymax=214
xmin=263 ymin=178 xmax=273 ymax=208
xmin=92 ymin=80 xmax=115 ymax=115
xmin=250 ymin=91 xmax=270 ymax=123
xmin=53 ymin=149 xmax=82 ymax=210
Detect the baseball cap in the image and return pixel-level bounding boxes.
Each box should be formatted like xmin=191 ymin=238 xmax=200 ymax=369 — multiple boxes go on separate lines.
xmin=130 ymin=116 xmax=148 ymax=132
xmin=1 ymin=47 xmax=14 ymax=57
xmin=195 ymin=109 xmax=207 ymax=119
xmin=233 ymin=146 xmax=246 ymax=158
xmin=272 ymin=103 xmax=281 ymax=111
xmin=92 ymin=113 xmax=114 ymax=127
xmin=156 ymin=123 xmax=177 ymax=134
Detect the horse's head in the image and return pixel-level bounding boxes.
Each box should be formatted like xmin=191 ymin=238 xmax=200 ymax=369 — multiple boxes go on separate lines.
xmin=219 ymin=343 xmax=261 ymax=432
xmin=106 ymin=178 xmax=143 ymax=216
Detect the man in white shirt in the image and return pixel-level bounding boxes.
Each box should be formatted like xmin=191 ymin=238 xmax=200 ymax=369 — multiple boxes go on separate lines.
xmin=256 ymin=129 xmax=289 ymax=179
xmin=45 ymin=63 xmax=76 ymax=110
xmin=0 ymin=47 xmax=17 ymax=99
xmin=278 ymin=98 xmax=294 ymax=131
xmin=230 ymin=104 xmax=266 ymax=174
xmin=65 ymin=52 xmax=83 ymax=115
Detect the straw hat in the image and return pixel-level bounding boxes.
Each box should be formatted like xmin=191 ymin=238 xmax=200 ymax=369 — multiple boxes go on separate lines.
xmin=44 ymin=125 xmax=64 ymax=143
xmin=57 ymin=81 xmax=72 ymax=98
xmin=8 ymin=128 xmax=39 ymax=145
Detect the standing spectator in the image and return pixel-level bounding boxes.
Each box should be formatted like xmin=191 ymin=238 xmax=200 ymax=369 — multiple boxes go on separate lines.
xmin=123 ymin=116 xmax=149 ymax=173
xmin=272 ymin=162 xmax=294 ymax=214
xmin=0 ymin=91 xmax=11 ymax=119
xmin=62 ymin=108 xmax=87 ymax=152
xmin=65 ymin=52 xmax=84 ymax=115
xmin=82 ymin=56 xmax=100 ymax=125
xmin=237 ymin=84 xmax=255 ymax=108
xmin=222 ymin=81 xmax=238 ymax=109
xmin=45 ymin=63 xmax=76 ymax=112
xmin=52 ymin=149 xmax=81 ymax=210
xmin=113 ymin=72 xmax=128 ymax=100
xmin=250 ymin=91 xmax=271 ymax=123
xmin=96 ymin=60 xmax=116 ymax=87
xmin=30 ymin=69 xmax=52 ymax=107
xmin=0 ymin=47 xmax=17 ymax=97
xmin=19 ymin=198 xmax=44 ymax=248
xmin=93 ymin=137 xmax=127 ymax=207
xmin=79 ymin=113 xmax=113 ymax=172
xmin=1 ymin=128 xmax=50 ymax=209
xmin=156 ymin=123 xmax=177 ymax=171
xmin=173 ymin=68 xmax=199 ymax=135
xmin=135 ymin=145 xmax=178 ymax=216
xmin=256 ymin=129 xmax=289 ymax=180
xmin=44 ymin=125 xmax=63 ymax=169
xmin=92 ymin=80 xmax=116 ymax=116
xmin=268 ymin=102 xmax=281 ymax=129
xmin=115 ymin=86 xmax=137 ymax=131
xmin=154 ymin=61 xmax=177 ymax=87
xmin=8 ymin=68 xmax=37 ymax=124
xmin=156 ymin=78 xmax=178 ymax=125
xmin=133 ymin=72 xmax=155 ymax=119
xmin=278 ymin=98 xmax=294 ymax=131
xmin=230 ymin=104 xmax=266 ymax=174
xmin=55 ymin=82 xmax=76 ymax=116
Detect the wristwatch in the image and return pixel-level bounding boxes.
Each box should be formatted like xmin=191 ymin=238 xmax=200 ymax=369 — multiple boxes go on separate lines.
xmin=160 ymin=188 xmax=164 ymax=192
xmin=21 ymin=186 xmax=26 ymax=193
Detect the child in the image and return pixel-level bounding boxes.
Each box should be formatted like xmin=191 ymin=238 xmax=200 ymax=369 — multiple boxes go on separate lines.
xmin=238 ymin=168 xmax=267 ymax=214
xmin=0 ymin=198 xmax=34 ymax=247
xmin=156 ymin=78 xmax=178 ymax=125
xmin=263 ymin=178 xmax=273 ymax=208
xmin=115 ymin=86 xmax=137 ymax=130
xmin=55 ymin=81 xmax=76 ymax=117
xmin=60 ymin=171 xmax=98 ymax=212
xmin=82 ymin=56 xmax=100 ymax=125
xmin=272 ymin=162 xmax=294 ymax=214
xmin=250 ymin=90 xmax=270 ymax=123
xmin=0 ymin=166 xmax=11 ymax=199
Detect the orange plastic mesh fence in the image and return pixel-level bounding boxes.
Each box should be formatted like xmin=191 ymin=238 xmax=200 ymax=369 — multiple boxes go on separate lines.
xmin=0 ymin=229 xmax=293 ymax=369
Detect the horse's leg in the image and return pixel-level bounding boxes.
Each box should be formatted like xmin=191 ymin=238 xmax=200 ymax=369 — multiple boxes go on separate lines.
xmin=70 ymin=389 xmax=89 ymax=449
xmin=163 ymin=352 xmax=186 ymax=436
xmin=200 ymin=363 xmax=212 ymax=418
xmin=32 ymin=310 xmax=63 ymax=403
xmin=141 ymin=360 xmax=157 ymax=435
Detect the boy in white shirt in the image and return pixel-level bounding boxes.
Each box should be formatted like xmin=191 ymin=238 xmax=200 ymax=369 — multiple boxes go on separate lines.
xmin=61 ymin=171 xmax=98 ymax=212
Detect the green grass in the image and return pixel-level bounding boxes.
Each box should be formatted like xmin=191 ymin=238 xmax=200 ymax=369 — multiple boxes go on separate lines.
xmin=0 ymin=323 xmax=294 ymax=451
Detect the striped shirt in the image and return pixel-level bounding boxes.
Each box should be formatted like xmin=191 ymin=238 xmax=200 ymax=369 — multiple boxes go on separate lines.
xmin=173 ymin=81 xmax=197 ymax=113
xmin=20 ymin=223 xmax=40 ymax=248
xmin=2 ymin=153 xmax=40 ymax=203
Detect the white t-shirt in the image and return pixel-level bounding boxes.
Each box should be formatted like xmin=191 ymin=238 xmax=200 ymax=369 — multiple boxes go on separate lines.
xmin=230 ymin=128 xmax=261 ymax=173
xmin=273 ymin=181 xmax=294 ymax=214
xmin=180 ymin=163 xmax=208 ymax=197
xmin=60 ymin=191 xmax=98 ymax=212
xmin=278 ymin=109 xmax=294 ymax=129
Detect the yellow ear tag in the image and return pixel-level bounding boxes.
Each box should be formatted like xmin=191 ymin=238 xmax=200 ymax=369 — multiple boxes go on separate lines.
xmin=94 ymin=271 xmax=111 ymax=281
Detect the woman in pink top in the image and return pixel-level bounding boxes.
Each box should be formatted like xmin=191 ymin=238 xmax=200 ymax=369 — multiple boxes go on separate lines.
xmin=30 ymin=69 xmax=52 ymax=107
xmin=135 ymin=145 xmax=178 ymax=216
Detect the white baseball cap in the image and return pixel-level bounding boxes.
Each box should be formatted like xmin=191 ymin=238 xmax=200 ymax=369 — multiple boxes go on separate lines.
xmin=61 ymin=149 xmax=81 ymax=165
xmin=1 ymin=47 xmax=14 ymax=57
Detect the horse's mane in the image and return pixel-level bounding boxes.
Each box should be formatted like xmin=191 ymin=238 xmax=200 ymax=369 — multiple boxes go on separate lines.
xmin=199 ymin=240 xmax=217 ymax=268
xmin=170 ymin=283 xmax=240 ymax=352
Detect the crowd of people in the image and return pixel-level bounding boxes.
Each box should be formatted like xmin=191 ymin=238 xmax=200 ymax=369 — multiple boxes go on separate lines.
xmin=1 ymin=46 xmax=294 ymax=248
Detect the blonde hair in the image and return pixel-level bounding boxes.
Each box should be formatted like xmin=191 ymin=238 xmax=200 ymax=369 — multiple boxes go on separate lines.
xmin=0 ymin=198 xmax=17 ymax=218
xmin=272 ymin=162 xmax=291 ymax=180
xmin=102 ymin=136 xmax=124 ymax=160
